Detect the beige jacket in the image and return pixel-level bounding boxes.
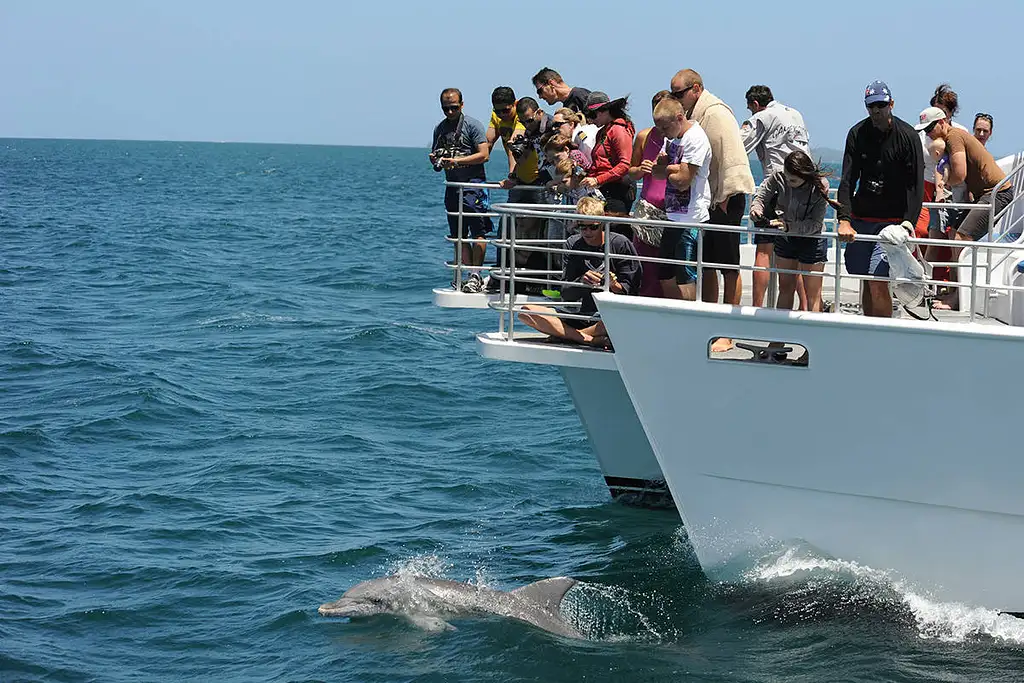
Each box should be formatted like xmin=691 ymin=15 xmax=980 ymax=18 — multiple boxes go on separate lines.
xmin=692 ymin=90 xmax=755 ymax=204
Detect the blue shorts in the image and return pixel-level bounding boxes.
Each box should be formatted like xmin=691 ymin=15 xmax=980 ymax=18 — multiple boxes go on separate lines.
xmin=657 ymin=225 xmax=700 ymax=284
xmin=445 ymin=184 xmax=493 ymax=238
xmin=843 ymin=218 xmax=890 ymax=277
xmin=753 ymin=232 xmax=777 ymax=245
xmin=775 ymin=234 xmax=827 ymax=265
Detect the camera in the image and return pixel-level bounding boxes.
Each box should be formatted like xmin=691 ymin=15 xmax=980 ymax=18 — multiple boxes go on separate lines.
xmin=430 ymin=147 xmax=456 ymax=172
xmin=508 ymin=131 xmax=543 ymax=160
xmin=862 ymin=177 xmax=885 ymax=195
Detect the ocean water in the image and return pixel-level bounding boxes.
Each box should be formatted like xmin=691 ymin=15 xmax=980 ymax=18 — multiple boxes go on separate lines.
xmin=2 ymin=138 xmax=1023 ymax=682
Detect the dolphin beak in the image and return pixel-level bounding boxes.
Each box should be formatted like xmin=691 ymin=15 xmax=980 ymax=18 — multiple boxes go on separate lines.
xmin=318 ymin=598 xmax=381 ymax=618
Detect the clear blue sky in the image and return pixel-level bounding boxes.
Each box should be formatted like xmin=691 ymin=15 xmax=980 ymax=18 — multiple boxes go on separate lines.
xmin=0 ymin=1 xmax=1016 ymax=155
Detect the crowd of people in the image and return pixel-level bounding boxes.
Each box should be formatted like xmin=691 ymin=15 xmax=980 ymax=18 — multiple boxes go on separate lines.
xmin=430 ymin=68 xmax=1013 ymax=344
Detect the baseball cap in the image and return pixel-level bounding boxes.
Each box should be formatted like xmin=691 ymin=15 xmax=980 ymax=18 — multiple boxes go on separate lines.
xmin=864 ymin=80 xmax=892 ymax=105
xmin=915 ymin=106 xmax=947 ymax=131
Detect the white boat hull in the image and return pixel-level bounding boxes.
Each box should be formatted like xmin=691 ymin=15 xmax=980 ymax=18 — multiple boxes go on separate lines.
xmin=595 ymin=293 xmax=1024 ymax=611
xmin=477 ymin=332 xmax=668 ymax=503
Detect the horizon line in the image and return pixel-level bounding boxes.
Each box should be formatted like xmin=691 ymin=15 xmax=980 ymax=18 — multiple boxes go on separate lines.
xmin=0 ymin=135 xmax=432 ymax=151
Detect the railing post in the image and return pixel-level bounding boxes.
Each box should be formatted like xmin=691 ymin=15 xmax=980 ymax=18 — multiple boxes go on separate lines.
xmin=456 ymin=185 xmax=465 ymax=292
xmin=833 ymin=236 xmax=842 ymax=313
xmin=508 ymin=214 xmax=517 ymax=341
xmin=603 ymin=221 xmax=611 ymax=292
xmin=695 ymin=226 xmax=704 ymax=301
xmin=984 ymin=189 xmax=997 ymax=319
xmin=767 ymin=244 xmax=778 ymax=308
xmin=969 ymin=245 xmax=978 ymax=323
xmin=497 ymin=213 xmax=506 ymax=335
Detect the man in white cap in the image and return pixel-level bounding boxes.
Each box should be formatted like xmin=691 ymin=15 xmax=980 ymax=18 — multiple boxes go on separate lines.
xmin=918 ymin=106 xmax=1013 ymax=244
xmin=836 ymin=80 xmax=924 ymax=318
xmin=917 ymin=105 xmax=1014 ymax=308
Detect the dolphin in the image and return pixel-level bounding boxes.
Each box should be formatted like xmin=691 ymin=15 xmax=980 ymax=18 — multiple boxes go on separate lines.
xmin=318 ymin=575 xmax=582 ymax=638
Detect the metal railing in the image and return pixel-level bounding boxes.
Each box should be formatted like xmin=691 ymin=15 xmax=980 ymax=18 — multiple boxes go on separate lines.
xmin=444 ymin=181 xmax=551 ymax=292
xmin=442 ymin=163 xmax=1024 ymax=342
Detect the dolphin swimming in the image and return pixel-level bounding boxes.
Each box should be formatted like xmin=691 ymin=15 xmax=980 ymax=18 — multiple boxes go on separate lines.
xmin=318 ymin=574 xmax=582 ymax=638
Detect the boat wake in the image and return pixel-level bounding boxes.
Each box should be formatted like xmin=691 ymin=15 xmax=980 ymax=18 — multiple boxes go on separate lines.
xmin=738 ymin=547 xmax=1024 ymax=644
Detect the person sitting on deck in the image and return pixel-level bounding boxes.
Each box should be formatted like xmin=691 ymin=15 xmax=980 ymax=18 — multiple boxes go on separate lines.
xmin=518 ymin=197 xmax=640 ymax=348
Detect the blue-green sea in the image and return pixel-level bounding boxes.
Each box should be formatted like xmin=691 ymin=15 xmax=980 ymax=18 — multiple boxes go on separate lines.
xmin=3 ymin=138 xmax=1024 ymax=682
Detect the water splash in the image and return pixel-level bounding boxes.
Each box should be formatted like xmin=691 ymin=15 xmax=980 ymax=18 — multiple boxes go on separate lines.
xmin=560 ymin=582 xmax=665 ymax=642
xmin=743 ymin=547 xmax=1024 ymax=644
xmin=384 ymin=554 xmax=452 ymax=580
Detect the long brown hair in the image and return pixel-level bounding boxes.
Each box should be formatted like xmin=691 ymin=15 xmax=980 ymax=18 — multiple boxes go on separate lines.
xmin=783 ymin=150 xmax=841 ymax=210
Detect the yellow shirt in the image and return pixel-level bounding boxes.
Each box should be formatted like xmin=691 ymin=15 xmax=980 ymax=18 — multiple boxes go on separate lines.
xmin=490 ymin=110 xmax=524 ymax=145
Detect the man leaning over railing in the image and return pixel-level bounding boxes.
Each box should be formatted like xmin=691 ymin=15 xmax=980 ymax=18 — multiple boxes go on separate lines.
xmin=518 ymin=197 xmax=640 ymax=349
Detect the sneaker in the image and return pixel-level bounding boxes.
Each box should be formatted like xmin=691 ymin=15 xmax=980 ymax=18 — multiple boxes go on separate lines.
xmin=483 ymin=275 xmax=501 ymax=293
xmin=461 ymin=273 xmax=484 ymax=293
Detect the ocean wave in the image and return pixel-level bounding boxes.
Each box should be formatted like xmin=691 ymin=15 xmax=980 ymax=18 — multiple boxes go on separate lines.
xmin=739 ymin=547 xmax=1024 ymax=645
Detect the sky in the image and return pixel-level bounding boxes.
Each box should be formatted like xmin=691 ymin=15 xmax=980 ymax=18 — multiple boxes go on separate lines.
xmin=0 ymin=0 xmax=1017 ymax=156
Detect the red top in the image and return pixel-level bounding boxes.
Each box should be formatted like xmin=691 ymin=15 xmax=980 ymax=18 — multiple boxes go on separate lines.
xmin=589 ymin=118 xmax=635 ymax=187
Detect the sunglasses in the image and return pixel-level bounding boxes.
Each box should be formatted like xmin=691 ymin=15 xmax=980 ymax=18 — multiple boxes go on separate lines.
xmin=670 ymin=85 xmax=696 ymax=99
xmin=866 ymin=101 xmax=889 ymax=110
xmin=493 ymin=105 xmax=514 ymax=116
xmin=579 ymin=223 xmax=602 ymax=231
xmin=442 ymin=104 xmax=461 ymax=112
xmin=976 ymin=112 xmax=993 ymax=123
xmin=923 ymin=120 xmax=939 ymax=134
xmin=553 ymin=119 xmax=571 ymax=126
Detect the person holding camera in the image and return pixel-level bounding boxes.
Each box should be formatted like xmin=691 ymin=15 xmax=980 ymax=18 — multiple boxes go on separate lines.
xmin=836 ymin=80 xmax=924 ymax=318
xmin=500 ymin=97 xmax=553 ymax=273
xmin=517 ymin=197 xmax=640 ymax=348
xmin=431 ymin=88 xmax=492 ymax=292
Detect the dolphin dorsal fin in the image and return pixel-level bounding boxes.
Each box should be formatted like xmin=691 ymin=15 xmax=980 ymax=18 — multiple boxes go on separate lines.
xmin=510 ymin=577 xmax=577 ymax=611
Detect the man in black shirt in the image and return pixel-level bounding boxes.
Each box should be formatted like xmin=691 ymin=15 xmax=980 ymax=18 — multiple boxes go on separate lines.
xmin=837 ymin=80 xmax=924 ymax=318
xmin=531 ymin=67 xmax=592 ymax=113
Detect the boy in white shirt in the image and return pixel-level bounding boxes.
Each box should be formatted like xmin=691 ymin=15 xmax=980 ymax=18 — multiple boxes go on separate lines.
xmin=650 ymin=97 xmax=713 ymax=300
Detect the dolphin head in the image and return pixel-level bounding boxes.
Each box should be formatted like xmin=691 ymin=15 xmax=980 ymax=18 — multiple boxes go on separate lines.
xmin=318 ymin=577 xmax=399 ymax=618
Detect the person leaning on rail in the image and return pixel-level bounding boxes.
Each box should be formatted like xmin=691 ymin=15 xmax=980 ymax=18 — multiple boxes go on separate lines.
xmin=517 ymin=197 xmax=640 ymax=349
xmin=486 ymin=86 xmax=525 ymax=177
xmin=501 ymin=97 xmax=554 ymax=275
xmin=627 ymin=90 xmax=673 ymax=298
xmin=649 ymin=96 xmax=712 ymax=303
xmin=918 ymin=106 xmax=1015 ymax=310
xmin=749 ymin=150 xmax=839 ymax=313
xmin=740 ymin=84 xmax=812 ymax=309
xmin=531 ymin=67 xmax=592 ymax=114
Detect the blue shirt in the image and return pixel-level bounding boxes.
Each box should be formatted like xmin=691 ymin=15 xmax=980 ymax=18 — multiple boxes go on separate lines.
xmin=431 ymin=114 xmax=488 ymax=183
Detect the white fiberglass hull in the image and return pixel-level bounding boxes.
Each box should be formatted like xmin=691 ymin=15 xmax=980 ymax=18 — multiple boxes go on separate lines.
xmin=477 ymin=332 xmax=668 ymax=503
xmin=595 ymin=293 xmax=1024 ymax=611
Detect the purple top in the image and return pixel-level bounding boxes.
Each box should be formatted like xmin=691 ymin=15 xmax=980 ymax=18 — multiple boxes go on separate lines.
xmin=640 ymin=128 xmax=666 ymax=209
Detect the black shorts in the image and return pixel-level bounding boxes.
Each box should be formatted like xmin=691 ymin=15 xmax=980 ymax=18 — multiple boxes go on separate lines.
xmin=599 ymin=181 xmax=636 ymax=214
xmin=774 ymin=234 xmax=827 ymax=265
xmin=704 ymin=193 xmax=746 ymax=270
xmin=950 ymin=187 xmax=1014 ymax=241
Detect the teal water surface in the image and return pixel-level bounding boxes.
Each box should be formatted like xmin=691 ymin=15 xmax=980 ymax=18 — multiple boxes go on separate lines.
xmin=2 ymin=139 xmax=1023 ymax=682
